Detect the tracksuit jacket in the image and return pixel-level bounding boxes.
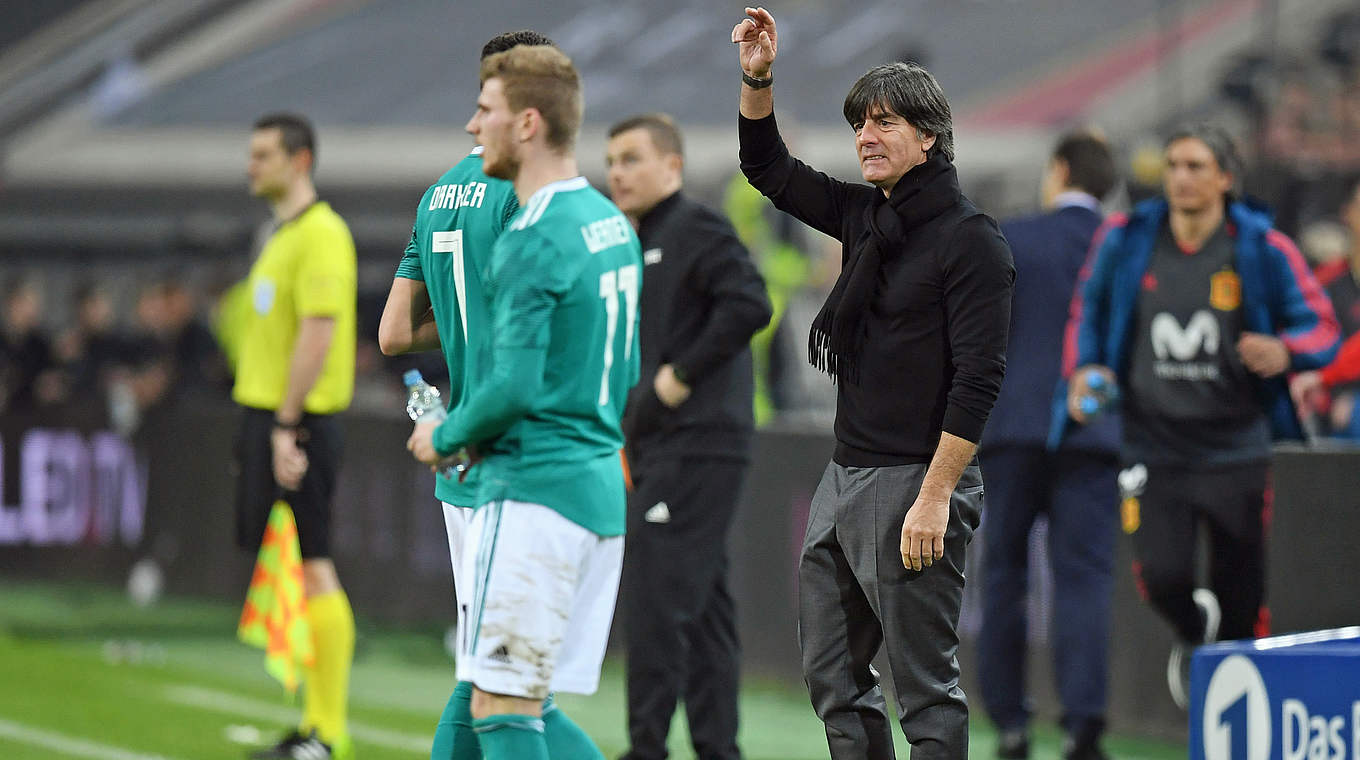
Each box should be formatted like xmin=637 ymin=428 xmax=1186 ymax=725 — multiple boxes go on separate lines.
xmin=1048 ymin=197 xmax=1340 ymax=449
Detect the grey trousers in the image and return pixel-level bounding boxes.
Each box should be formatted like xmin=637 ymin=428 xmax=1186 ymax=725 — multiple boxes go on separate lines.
xmin=799 ymin=460 xmax=983 ymax=760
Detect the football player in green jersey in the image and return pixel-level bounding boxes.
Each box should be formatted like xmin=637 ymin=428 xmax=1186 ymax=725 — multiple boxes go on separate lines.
xmin=406 ymin=45 xmax=641 ymax=760
xmin=379 ymin=30 xmax=565 ymax=760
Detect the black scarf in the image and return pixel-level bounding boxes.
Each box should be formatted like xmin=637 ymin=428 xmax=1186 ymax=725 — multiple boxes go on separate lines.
xmin=808 ymin=153 xmax=961 ymax=384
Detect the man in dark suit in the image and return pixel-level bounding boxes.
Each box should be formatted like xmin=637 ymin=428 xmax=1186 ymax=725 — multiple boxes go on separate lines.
xmin=978 ymin=132 xmax=1119 ymax=760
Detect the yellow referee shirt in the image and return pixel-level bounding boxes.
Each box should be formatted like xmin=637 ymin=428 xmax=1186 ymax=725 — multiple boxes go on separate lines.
xmin=232 ymin=201 xmax=356 ymax=415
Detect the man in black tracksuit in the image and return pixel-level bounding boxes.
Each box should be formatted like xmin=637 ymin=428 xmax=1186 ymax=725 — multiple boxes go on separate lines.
xmin=606 ymin=113 xmax=772 ymax=760
xmin=734 ymin=10 xmax=1014 ymax=760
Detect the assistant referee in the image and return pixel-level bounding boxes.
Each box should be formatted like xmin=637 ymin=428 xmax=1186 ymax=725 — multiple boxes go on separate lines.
xmin=234 ymin=112 xmax=357 ymax=760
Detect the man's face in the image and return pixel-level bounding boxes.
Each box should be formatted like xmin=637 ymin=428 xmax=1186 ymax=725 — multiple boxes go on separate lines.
xmin=1040 ymin=157 xmax=1069 ymax=209
xmin=466 ymin=78 xmax=520 ymax=180
xmin=246 ymin=128 xmax=300 ymax=199
xmin=1163 ymin=137 xmax=1232 ymax=215
xmin=853 ymin=105 xmax=934 ymax=194
xmin=605 ymin=128 xmax=681 ymax=219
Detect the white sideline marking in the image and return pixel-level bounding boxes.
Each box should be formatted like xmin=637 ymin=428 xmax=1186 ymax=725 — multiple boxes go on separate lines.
xmin=0 ymin=718 xmax=184 ymax=760
xmin=163 ymin=685 xmax=431 ymax=752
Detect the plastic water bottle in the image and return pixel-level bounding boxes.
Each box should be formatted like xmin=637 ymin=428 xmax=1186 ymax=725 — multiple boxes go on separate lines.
xmin=403 ymin=369 xmax=446 ymax=423
xmin=403 ymin=369 xmax=465 ymax=478
xmin=1079 ymin=370 xmax=1120 ymax=418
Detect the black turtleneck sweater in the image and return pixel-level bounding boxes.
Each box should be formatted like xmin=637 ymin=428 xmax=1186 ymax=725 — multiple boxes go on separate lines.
xmin=740 ymin=113 xmax=1015 ymax=466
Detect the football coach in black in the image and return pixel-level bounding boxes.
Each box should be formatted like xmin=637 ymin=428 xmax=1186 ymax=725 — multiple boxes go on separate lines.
xmin=734 ymin=8 xmax=1014 ymax=759
xmin=606 ymin=112 xmax=772 ymax=760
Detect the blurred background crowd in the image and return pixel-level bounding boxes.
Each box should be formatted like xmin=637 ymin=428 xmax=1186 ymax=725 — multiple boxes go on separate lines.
xmin=2 ymin=0 xmax=1360 ymax=437
xmin=3 ymin=0 xmax=1360 ymax=437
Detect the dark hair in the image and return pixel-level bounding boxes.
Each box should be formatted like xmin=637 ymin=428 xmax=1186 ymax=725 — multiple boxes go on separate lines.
xmin=607 ymin=112 xmax=683 ymax=158
xmin=1053 ymin=132 xmax=1117 ymax=200
xmin=253 ymin=112 xmax=316 ymax=170
xmin=843 ymin=62 xmax=954 ymax=161
xmin=1164 ymin=122 xmax=1243 ymax=181
xmin=481 ymin=30 xmax=555 ymax=60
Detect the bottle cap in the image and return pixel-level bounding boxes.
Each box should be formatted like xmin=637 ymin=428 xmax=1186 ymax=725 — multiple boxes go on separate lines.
xmin=403 ymin=369 xmax=424 ymax=387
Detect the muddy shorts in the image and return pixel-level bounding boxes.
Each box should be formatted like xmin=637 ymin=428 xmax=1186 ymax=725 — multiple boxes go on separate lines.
xmin=455 ymin=499 xmax=623 ymax=699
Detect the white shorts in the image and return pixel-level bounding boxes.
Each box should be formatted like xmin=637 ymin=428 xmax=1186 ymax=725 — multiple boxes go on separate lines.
xmin=441 ymin=502 xmax=474 ymax=638
xmin=455 ymin=499 xmax=623 ymax=700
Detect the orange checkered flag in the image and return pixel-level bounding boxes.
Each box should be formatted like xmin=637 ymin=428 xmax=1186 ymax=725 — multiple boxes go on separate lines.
xmin=237 ymin=500 xmax=313 ymax=693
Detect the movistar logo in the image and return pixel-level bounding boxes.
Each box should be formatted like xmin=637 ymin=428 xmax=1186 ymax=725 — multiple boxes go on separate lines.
xmin=1152 ymin=310 xmax=1219 ymax=360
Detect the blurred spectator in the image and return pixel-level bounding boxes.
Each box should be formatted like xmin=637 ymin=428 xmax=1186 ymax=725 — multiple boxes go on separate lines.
xmin=162 ymin=279 xmax=229 ymax=394
xmin=1056 ymin=124 xmax=1339 ymax=710
xmin=1 ymin=278 xmax=62 ymax=412
xmin=1235 ymin=12 xmax=1360 ymax=238
xmin=54 ymin=282 xmax=136 ymax=394
xmin=1302 ymin=178 xmax=1360 ymax=436
xmin=129 ymin=277 xmax=227 ymax=400
xmin=979 ymin=132 xmax=1120 ymax=760
xmin=723 ymin=173 xmax=810 ymax=423
xmin=1317 ymin=179 xmax=1360 ymax=334
xmin=1298 ymin=220 xmax=1349 ymax=268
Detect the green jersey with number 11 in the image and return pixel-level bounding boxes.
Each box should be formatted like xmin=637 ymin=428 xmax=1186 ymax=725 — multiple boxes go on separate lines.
xmin=433 ymin=176 xmax=642 ymax=536
xmin=395 ymin=147 xmax=518 ymax=507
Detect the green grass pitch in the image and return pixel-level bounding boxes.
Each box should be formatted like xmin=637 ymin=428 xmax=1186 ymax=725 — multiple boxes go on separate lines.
xmin=0 ymin=581 xmax=1184 ymax=759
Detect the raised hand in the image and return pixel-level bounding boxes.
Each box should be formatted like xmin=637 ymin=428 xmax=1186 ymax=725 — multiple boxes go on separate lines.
xmin=731 ymin=6 xmax=777 ymax=77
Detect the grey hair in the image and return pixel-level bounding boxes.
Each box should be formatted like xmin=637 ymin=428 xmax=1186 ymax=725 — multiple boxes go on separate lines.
xmin=842 ymin=62 xmax=954 ymax=161
xmin=1165 ymin=122 xmax=1243 ymax=182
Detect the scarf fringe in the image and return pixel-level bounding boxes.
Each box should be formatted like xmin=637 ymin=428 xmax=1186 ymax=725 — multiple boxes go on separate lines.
xmin=808 ymin=328 xmax=857 ymax=385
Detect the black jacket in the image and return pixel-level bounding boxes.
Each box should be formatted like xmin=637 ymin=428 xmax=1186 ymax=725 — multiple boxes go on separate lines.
xmin=740 ymin=113 xmax=1014 ymax=466
xmin=622 ymin=191 xmax=772 ymax=464
xmin=982 ymin=203 xmax=1119 ymax=454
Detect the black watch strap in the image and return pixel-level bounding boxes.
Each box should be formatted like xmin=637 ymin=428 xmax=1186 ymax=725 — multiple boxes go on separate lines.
xmin=742 ymin=71 xmax=773 ymax=89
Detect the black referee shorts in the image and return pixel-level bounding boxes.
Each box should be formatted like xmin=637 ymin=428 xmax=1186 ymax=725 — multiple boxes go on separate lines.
xmin=233 ymin=406 xmax=343 ymax=560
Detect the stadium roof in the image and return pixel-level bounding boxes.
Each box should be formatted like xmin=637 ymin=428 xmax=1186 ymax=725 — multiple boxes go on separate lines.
xmin=0 ymin=0 xmax=1348 ymax=193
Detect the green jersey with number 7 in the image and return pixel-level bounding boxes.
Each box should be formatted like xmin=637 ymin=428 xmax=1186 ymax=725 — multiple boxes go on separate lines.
xmin=434 ymin=176 xmax=642 ymax=536
xmin=395 ymin=146 xmax=519 ymax=507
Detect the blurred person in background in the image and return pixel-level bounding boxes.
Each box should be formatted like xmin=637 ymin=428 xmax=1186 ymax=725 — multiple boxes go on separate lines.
xmin=129 ymin=278 xmax=229 ymax=401
xmin=605 ymin=112 xmax=771 ymax=760
xmin=1056 ymin=123 xmax=1339 ymax=710
xmin=161 ymin=278 xmax=229 ymax=394
xmin=55 ymin=282 xmax=135 ymax=395
xmin=234 ymin=112 xmax=357 ymax=760
xmin=377 ymin=29 xmax=553 ymax=760
xmin=977 ymin=132 xmax=1119 ymax=760
xmin=723 ymin=170 xmax=810 ymax=423
xmin=1310 ymin=178 xmax=1360 ymax=436
xmin=0 ymin=277 xmax=61 ymax=413
xmin=984 ymin=133 xmax=1120 ymax=755
xmin=735 ymin=9 xmax=1014 ymax=758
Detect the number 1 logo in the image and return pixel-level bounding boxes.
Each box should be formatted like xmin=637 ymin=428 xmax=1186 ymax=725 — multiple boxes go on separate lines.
xmin=1203 ymin=655 xmax=1271 ymax=760
xmin=598 ymin=264 xmax=639 ymax=405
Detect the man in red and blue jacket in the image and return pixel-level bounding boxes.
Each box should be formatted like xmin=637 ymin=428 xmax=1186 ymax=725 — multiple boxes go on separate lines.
xmin=1049 ymin=124 xmax=1338 ymax=711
